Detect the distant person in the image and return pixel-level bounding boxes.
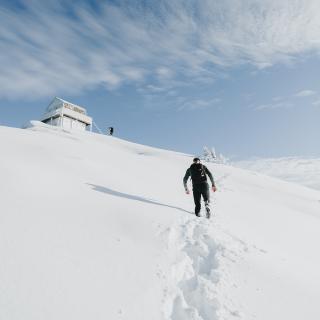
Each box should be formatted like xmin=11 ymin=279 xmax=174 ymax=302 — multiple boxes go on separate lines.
xmin=108 ymin=127 xmax=114 ymax=136
xmin=183 ymin=157 xmax=217 ymax=218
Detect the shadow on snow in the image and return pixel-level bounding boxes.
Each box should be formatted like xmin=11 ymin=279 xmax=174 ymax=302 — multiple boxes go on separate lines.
xmin=87 ymin=183 xmax=191 ymax=215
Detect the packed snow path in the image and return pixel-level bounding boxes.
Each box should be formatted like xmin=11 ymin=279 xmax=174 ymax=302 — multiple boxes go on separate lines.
xmin=161 ymin=215 xmax=250 ymax=320
xmin=1 ymin=122 xmax=320 ymax=320
xmin=166 ymin=219 xmax=221 ymax=319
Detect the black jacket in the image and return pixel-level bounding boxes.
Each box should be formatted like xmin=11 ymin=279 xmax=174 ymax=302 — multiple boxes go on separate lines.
xmin=183 ymin=163 xmax=215 ymax=190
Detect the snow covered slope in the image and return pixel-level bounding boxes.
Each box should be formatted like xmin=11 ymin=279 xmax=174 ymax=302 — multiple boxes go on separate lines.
xmin=234 ymin=157 xmax=320 ymax=191
xmin=1 ymin=122 xmax=320 ymax=320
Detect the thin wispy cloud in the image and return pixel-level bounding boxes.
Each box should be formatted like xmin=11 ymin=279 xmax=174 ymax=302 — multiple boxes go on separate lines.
xmin=178 ymin=98 xmax=221 ymax=111
xmin=254 ymin=102 xmax=294 ymax=111
xmin=272 ymin=96 xmax=285 ymax=102
xmin=255 ymin=88 xmax=320 ymax=111
xmin=2 ymin=0 xmax=320 ymax=98
xmin=294 ymin=90 xmax=317 ymax=97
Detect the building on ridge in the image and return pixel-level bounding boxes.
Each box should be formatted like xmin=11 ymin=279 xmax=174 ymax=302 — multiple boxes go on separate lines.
xmin=41 ymin=97 xmax=92 ymax=131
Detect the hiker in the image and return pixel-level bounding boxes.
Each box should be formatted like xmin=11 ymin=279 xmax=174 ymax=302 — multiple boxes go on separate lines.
xmin=108 ymin=127 xmax=114 ymax=136
xmin=183 ymin=157 xmax=217 ymax=218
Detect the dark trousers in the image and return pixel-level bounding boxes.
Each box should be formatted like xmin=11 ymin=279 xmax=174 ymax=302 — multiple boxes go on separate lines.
xmin=192 ymin=182 xmax=210 ymax=215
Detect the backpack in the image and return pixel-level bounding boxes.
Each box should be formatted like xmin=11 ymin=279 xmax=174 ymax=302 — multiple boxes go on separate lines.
xmin=190 ymin=163 xmax=207 ymax=184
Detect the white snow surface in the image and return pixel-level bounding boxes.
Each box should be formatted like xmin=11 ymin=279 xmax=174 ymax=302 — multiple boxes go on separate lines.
xmin=234 ymin=157 xmax=320 ymax=191
xmin=1 ymin=121 xmax=320 ymax=320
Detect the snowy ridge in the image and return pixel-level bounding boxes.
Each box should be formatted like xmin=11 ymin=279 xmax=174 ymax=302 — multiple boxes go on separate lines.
xmin=1 ymin=122 xmax=320 ymax=320
xmin=233 ymin=157 xmax=320 ymax=191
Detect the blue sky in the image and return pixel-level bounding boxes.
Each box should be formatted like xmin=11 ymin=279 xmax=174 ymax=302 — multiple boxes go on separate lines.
xmin=0 ymin=0 xmax=320 ymax=159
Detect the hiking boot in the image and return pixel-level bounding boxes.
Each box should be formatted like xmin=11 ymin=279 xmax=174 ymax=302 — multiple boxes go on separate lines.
xmin=205 ymin=202 xmax=211 ymax=219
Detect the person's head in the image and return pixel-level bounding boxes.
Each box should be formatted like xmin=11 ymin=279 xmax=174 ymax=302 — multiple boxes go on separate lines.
xmin=193 ymin=157 xmax=201 ymax=164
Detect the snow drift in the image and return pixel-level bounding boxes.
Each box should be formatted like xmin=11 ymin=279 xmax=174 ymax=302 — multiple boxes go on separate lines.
xmin=234 ymin=157 xmax=320 ymax=191
xmin=1 ymin=121 xmax=320 ymax=320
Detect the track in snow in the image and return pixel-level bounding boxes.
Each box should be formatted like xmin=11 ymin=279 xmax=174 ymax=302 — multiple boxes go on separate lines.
xmin=164 ymin=218 xmax=219 ymax=319
xmin=162 ymin=214 xmax=248 ymax=320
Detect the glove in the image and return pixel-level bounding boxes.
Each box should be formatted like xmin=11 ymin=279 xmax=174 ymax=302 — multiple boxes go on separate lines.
xmin=212 ymin=186 xmax=217 ymax=192
xmin=185 ymin=189 xmax=190 ymax=194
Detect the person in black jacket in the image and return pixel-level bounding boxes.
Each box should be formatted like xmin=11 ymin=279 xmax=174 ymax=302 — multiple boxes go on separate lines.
xmin=108 ymin=127 xmax=114 ymax=136
xmin=183 ymin=157 xmax=217 ymax=218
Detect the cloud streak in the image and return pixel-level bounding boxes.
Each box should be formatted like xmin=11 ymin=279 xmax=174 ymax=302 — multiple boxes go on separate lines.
xmin=254 ymin=102 xmax=294 ymax=111
xmin=294 ymin=90 xmax=316 ymax=97
xmin=1 ymin=0 xmax=320 ymax=98
xmin=178 ymin=98 xmax=221 ymax=111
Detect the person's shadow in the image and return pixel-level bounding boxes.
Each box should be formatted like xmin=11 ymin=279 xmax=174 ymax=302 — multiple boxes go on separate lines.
xmin=87 ymin=184 xmax=191 ymax=214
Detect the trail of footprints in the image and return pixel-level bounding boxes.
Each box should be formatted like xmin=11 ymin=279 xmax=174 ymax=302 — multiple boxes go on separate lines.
xmin=169 ymin=219 xmax=220 ymax=319
xmin=166 ymin=218 xmax=245 ymax=320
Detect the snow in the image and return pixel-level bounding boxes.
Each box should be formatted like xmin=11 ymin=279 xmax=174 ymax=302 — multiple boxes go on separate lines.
xmin=233 ymin=157 xmax=320 ymax=191
xmin=1 ymin=121 xmax=320 ymax=319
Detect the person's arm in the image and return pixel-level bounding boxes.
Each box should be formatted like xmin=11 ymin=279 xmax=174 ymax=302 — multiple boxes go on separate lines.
xmin=183 ymin=169 xmax=191 ymax=193
xmin=204 ymin=166 xmax=217 ymax=191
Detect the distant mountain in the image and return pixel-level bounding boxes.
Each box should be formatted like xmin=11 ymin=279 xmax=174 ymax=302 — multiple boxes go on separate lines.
xmin=233 ymin=157 xmax=320 ymax=191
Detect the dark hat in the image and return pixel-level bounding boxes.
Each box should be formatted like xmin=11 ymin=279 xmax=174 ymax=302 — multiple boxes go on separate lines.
xmin=193 ymin=157 xmax=200 ymax=162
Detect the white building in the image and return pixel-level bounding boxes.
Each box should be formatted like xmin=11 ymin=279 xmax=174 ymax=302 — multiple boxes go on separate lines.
xmin=41 ymin=97 xmax=92 ymax=131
